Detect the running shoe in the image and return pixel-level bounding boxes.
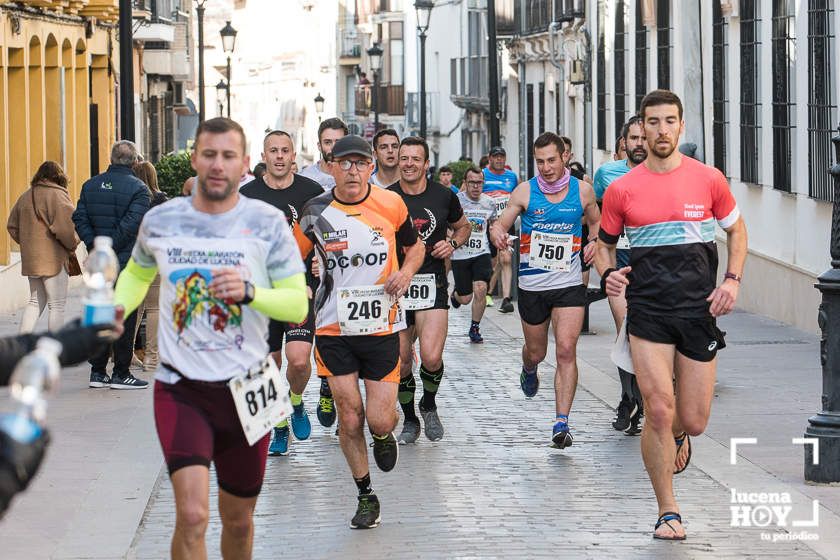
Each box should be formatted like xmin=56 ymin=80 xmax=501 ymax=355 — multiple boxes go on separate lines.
xmin=552 ymin=422 xmax=574 ymax=449
xmin=269 ymin=425 xmax=290 ymax=456
xmin=499 ymin=297 xmax=514 ymax=313
xmin=612 ymin=396 xmax=634 ymax=431
xmin=89 ymin=371 xmax=111 ymax=388
xmin=468 ymin=324 xmax=483 ymax=343
xmin=290 ymin=402 xmax=312 ymax=440
xmin=371 ymin=432 xmax=399 ymax=472
xmin=350 ymin=493 xmax=381 ymax=529
xmin=486 ymin=295 xmax=494 ymax=307
xmin=625 ymin=404 xmax=644 ymax=436
xmin=450 ymin=293 xmax=461 ymax=309
xmin=397 ymin=418 xmax=421 ymax=444
xmin=520 ymin=365 xmax=539 ymax=397
xmin=419 ymin=408 xmax=444 ymax=441
xmin=317 ymin=379 xmax=336 ymax=427
xmin=110 ymin=373 xmax=149 ymax=390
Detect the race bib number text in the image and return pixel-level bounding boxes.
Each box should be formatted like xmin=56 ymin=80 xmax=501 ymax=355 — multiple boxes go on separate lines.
xmin=528 ymin=231 xmax=574 ymax=272
xmin=229 ymin=358 xmax=292 ymax=446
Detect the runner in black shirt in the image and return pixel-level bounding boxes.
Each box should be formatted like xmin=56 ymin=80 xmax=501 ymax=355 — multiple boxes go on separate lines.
xmin=240 ymin=130 xmax=323 ymax=455
xmin=387 ymin=136 xmax=470 ymax=444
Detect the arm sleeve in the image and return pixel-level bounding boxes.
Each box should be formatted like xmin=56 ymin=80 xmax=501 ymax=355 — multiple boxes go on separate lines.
xmin=49 ymin=192 xmax=81 ymax=252
xmin=592 ymin=167 xmax=607 ymax=201
xmin=598 ymin=181 xmax=624 ymax=244
xmin=711 ymin=170 xmax=740 ymax=229
xmin=113 ymin=187 xmax=151 ymax=253
xmin=250 ymin=272 xmax=308 ymax=323
xmin=447 ymin=190 xmax=465 ymax=223
xmin=114 ymin=258 xmax=158 ymax=316
xmin=6 ymin=200 xmax=20 ymax=244
xmin=72 ymin=189 xmax=95 ymax=248
xmin=266 ymin=219 xmax=306 ymax=284
xmin=0 ymin=334 xmax=37 ymax=386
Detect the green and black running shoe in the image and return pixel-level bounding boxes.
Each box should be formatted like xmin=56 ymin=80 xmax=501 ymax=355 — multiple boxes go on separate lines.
xmin=371 ymin=432 xmax=399 ymax=472
xmin=350 ymin=493 xmax=381 ymax=529
xmin=317 ymin=379 xmax=336 ymax=427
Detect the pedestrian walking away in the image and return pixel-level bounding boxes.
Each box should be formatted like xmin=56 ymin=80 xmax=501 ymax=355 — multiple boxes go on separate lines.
xmin=483 ymin=146 xmax=518 ymax=313
xmin=7 ymin=161 xmax=80 ymax=334
xmin=241 ymin=129 xmax=324 ymax=456
xmin=595 ymin=90 xmax=748 ymax=541
xmin=370 ymin=129 xmax=401 ymax=188
xmin=490 ymin=132 xmax=601 ymax=450
xmin=113 ymin=117 xmax=308 ymax=559
xmin=387 ymin=136 xmax=471 ymax=444
xmin=295 ymin=134 xmax=425 ymax=529
xmin=72 ymin=140 xmax=151 ymax=390
xmin=450 ymin=165 xmax=498 ymax=344
xmin=592 ymin=115 xmax=648 ymax=434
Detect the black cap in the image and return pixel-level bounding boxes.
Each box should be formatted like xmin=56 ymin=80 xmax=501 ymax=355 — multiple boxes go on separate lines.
xmin=489 ymin=146 xmax=506 ymax=156
xmin=331 ymin=135 xmax=373 ymax=159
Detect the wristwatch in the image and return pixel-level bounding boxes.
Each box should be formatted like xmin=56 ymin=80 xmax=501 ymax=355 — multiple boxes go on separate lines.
xmin=239 ymin=281 xmax=256 ymax=305
xmin=724 ymin=272 xmax=741 ymax=283
xmin=448 ymin=239 xmax=458 ymax=250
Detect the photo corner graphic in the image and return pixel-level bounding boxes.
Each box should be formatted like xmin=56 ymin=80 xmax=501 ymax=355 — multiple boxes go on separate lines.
xmin=729 ymin=437 xmax=821 ymax=543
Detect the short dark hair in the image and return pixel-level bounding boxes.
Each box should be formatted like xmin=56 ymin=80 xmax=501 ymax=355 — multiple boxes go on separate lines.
xmin=317 ymin=118 xmax=349 ymax=142
xmin=32 ymin=160 xmax=68 ymax=189
xmin=614 ymin=137 xmax=624 ymax=154
xmin=639 ymin=89 xmax=684 ymax=121
xmin=373 ymin=128 xmax=400 ymax=149
xmin=559 ymin=135 xmax=572 ymax=151
xmin=619 ymin=115 xmax=644 ymax=140
xmin=534 ymin=132 xmax=566 ymax=154
xmin=478 ymin=155 xmax=489 ymax=168
xmin=399 ymin=136 xmax=429 ymax=161
xmin=463 ymin=166 xmax=483 ymax=180
xmin=439 ymin=165 xmax=453 ymax=174
xmin=195 ymin=117 xmax=247 ymax=153
xmin=264 ymin=129 xmax=293 ymax=145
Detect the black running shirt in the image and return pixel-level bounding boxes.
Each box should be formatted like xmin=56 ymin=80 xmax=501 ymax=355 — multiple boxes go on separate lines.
xmin=387 ymin=181 xmax=464 ymax=276
xmin=240 ymin=174 xmax=324 ymax=228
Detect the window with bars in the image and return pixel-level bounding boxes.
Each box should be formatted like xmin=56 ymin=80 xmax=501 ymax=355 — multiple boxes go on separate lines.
xmin=808 ymin=0 xmax=837 ymax=202
xmin=614 ymin=0 xmax=628 ymax=136
xmin=597 ymin=0 xmax=608 ymax=150
xmin=712 ymin=0 xmax=728 ymax=175
xmin=656 ymin=0 xmax=671 ymax=89
xmin=772 ymin=0 xmax=795 ymax=192
xmin=740 ymin=0 xmax=762 ymax=184
xmin=635 ymin=0 xmax=648 ymax=110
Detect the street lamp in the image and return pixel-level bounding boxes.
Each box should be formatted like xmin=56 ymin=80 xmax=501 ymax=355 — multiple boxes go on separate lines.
xmin=415 ymin=0 xmax=434 ymax=139
xmin=314 ymin=92 xmax=325 ymax=122
xmin=366 ymin=43 xmax=383 ymax=130
xmin=220 ymin=20 xmax=237 ymax=118
xmin=215 ymin=79 xmax=228 ymax=117
xmin=196 ymin=0 xmax=207 ymax=122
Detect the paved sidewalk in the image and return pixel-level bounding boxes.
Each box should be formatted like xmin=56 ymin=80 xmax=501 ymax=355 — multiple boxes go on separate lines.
xmin=126 ymin=300 xmax=836 ymax=559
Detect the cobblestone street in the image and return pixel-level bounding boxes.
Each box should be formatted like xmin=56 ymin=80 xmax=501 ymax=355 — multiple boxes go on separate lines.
xmin=128 ymin=308 xmax=826 ymax=560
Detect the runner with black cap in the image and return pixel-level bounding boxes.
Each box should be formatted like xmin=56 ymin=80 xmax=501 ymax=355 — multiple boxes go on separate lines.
xmin=295 ymin=134 xmax=425 ymax=529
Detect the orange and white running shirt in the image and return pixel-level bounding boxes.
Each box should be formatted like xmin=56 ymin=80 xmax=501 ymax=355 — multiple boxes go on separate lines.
xmin=295 ymin=184 xmax=419 ymax=336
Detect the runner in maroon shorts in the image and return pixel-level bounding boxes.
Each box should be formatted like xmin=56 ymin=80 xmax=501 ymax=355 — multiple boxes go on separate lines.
xmin=113 ymin=118 xmax=308 ymax=559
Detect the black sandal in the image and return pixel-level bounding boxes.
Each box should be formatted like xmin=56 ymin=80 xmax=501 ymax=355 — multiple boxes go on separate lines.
xmin=653 ymin=511 xmax=686 ymax=540
xmin=674 ymin=433 xmax=692 ymax=474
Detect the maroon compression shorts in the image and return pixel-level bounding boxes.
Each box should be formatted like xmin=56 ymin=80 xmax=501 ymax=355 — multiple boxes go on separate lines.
xmin=153 ymin=379 xmax=270 ymax=498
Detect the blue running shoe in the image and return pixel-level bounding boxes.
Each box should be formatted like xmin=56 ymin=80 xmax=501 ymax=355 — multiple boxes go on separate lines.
xmin=290 ymin=403 xmax=311 ymax=440
xmin=520 ymin=366 xmax=539 ymax=397
xmin=468 ymin=324 xmax=483 ymax=343
xmin=269 ymin=425 xmax=290 ymax=456
xmin=552 ymin=422 xmax=573 ymax=449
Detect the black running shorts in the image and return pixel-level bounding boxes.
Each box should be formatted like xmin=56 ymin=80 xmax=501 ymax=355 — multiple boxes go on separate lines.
xmin=452 ymin=254 xmax=493 ymax=296
xmin=517 ymin=285 xmax=586 ymax=325
xmin=405 ymin=271 xmax=449 ymax=326
xmin=267 ymin=299 xmax=315 ymax=351
xmin=315 ymin=333 xmax=401 ymax=382
xmin=154 ymin=379 xmax=270 ymax=498
xmin=626 ymin=309 xmax=726 ymax=362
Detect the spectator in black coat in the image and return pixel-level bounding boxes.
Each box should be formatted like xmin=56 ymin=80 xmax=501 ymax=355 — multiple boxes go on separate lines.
xmin=72 ymin=141 xmax=151 ymax=390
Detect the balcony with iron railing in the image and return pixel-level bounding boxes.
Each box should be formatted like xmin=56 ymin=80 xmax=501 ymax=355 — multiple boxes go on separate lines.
xmin=512 ymin=0 xmax=585 ymax=36
xmin=354 ymin=84 xmax=406 ymax=117
xmin=450 ymin=55 xmax=490 ymax=111
xmin=338 ymin=29 xmax=362 ymax=63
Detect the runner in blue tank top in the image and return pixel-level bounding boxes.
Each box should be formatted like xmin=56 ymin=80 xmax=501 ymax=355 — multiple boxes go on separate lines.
xmin=490 ymin=132 xmax=600 ymax=449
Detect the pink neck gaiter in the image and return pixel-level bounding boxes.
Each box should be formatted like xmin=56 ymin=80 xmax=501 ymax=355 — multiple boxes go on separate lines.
xmin=536 ymin=168 xmax=571 ymax=194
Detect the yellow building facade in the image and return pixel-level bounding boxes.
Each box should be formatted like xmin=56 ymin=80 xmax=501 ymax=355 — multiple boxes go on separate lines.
xmin=0 ymin=1 xmax=120 ymax=266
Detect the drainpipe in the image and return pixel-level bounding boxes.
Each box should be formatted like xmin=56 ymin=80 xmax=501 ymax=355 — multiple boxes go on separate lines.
xmin=548 ymin=22 xmax=565 ymax=130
